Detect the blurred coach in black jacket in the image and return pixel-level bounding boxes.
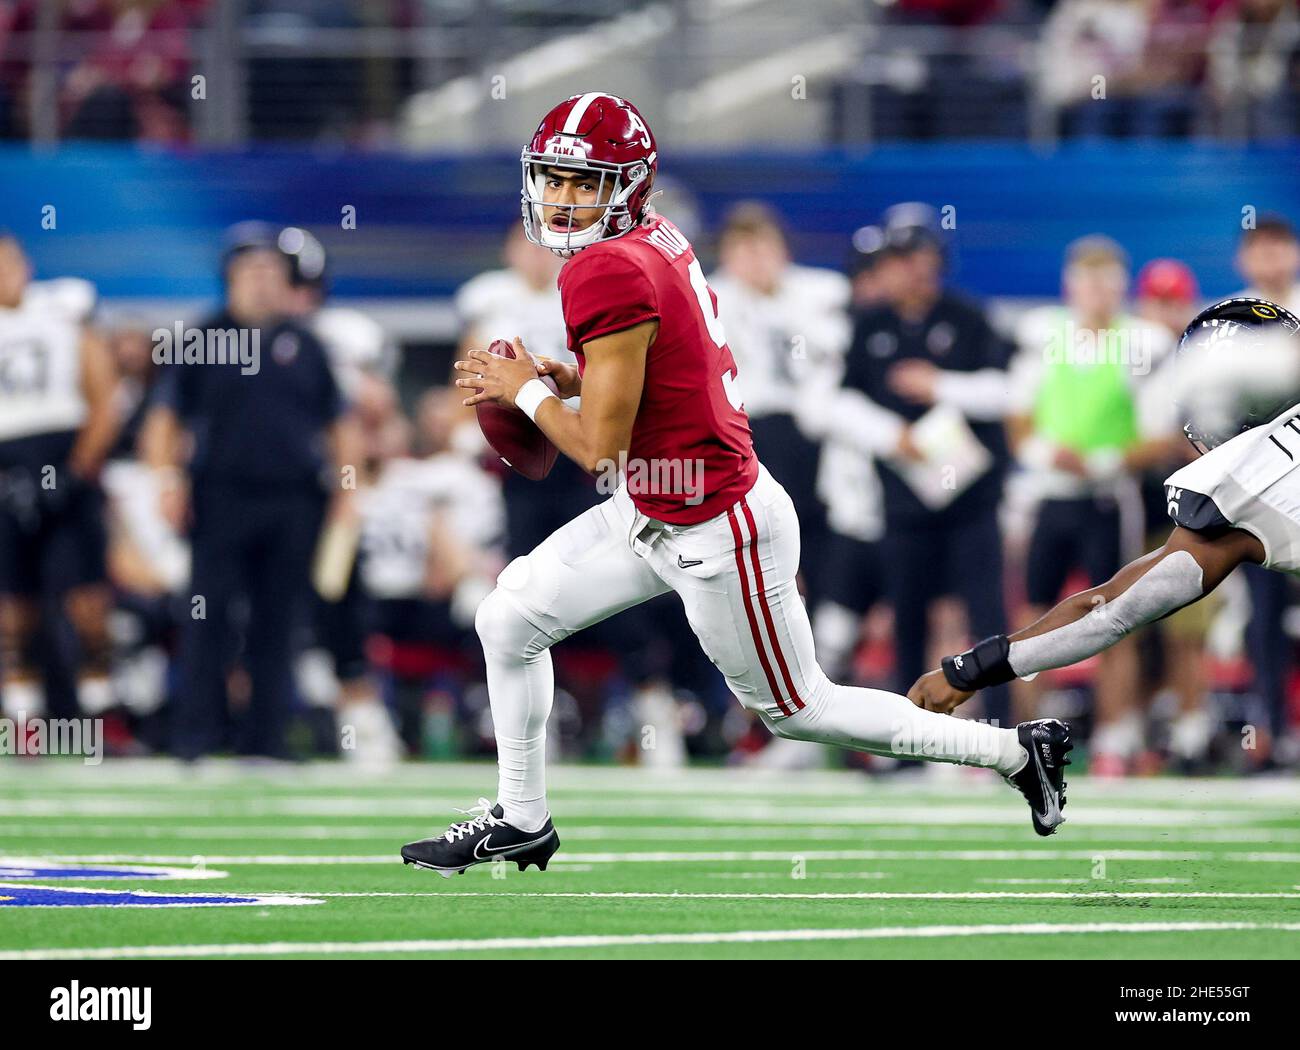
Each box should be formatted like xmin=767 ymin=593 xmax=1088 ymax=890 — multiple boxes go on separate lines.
xmin=842 ymin=204 xmax=1013 ymax=725
xmin=142 ymin=223 xmax=362 ymax=760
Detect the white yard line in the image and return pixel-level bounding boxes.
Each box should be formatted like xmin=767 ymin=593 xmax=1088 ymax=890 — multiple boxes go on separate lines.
xmin=3 ymin=823 xmax=1299 ymax=845
xmin=8 ymin=848 xmax=1300 ymax=864
xmin=247 ymin=890 xmax=1300 ymax=900
xmin=978 ymin=877 xmax=1193 ymax=886
xmin=0 ymin=797 xmax=1275 ymax=826
xmin=3 ymin=921 xmax=1298 ymax=960
xmin=2 ymin=759 xmax=1295 ymax=803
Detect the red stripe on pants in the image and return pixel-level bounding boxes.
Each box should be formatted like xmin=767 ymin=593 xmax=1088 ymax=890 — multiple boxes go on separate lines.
xmin=727 ymin=505 xmax=793 ymax=718
xmin=741 ymin=497 xmax=805 ymax=713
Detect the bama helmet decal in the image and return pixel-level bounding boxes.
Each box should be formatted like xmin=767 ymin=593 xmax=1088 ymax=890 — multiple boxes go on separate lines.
xmin=0 ymin=883 xmax=321 ymax=907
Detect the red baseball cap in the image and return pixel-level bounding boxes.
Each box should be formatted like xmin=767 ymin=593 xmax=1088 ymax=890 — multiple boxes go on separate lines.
xmin=1136 ymin=258 xmax=1199 ymax=303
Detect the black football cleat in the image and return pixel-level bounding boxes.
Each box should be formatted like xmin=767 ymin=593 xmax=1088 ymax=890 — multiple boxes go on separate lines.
xmin=401 ymin=798 xmax=560 ymax=878
xmin=1006 ymin=718 xmax=1072 ymax=836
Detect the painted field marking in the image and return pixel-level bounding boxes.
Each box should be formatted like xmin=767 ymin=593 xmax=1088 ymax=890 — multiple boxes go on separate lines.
xmin=3 ymin=823 xmax=1300 ymax=845
xmin=0 ymin=882 xmax=319 ymax=907
xmin=0 ymin=859 xmax=226 ymax=880
xmin=0 ymin=797 xmax=1269 ymax=826
xmin=3 ymin=759 xmax=1296 ymax=802
xmin=978 ymin=877 xmax=1193 ymax=886
xmin=706 ymin=871 xmax=893 ymax=880
xmin=249 ymin=890 xmax=1300 ymax=900
xmin=10 ymin=849 xmax=1300 ymax=864
xmin=4 ymin=921 xmax=1299 ymax=960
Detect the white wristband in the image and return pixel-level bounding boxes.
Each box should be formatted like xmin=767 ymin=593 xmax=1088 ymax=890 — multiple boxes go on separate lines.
xmin=514 ymin=378 xmax=557 ymax=423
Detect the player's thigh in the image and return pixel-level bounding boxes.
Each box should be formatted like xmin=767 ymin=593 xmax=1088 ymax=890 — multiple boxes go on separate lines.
xmin=668 ymin=475 xmax=825 ymax=721
xmin=494 ymin=488 xmax=671 ymax=641
xmin=0 ymin=505 xmax=40 ymax=600
xmin=819 ymin=531 xmax=885 ymax=616
xmin=1081 ymin=496 xmax=1125 ymax=588
xmin=946 ymin=508 xmax=1007 ymax=634
xmin=44 ymin=481 xmax=108 ymax=595
xmin=1025 ymin=498 xmax=1078 ymax=606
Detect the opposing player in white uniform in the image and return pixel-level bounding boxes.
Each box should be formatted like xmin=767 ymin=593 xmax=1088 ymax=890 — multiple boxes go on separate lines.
xmin=361 ymin=390 xmax=505 ymax=617
xmin=0 ymin=232 xmax=118 ymax=718
xmin=912 ymin=298 xmax=1300 ymax=719
xmin=401 ymin=93 xmax=1073 ymax=878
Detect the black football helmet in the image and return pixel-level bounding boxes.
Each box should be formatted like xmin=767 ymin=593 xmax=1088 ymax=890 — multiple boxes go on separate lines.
xmin=1177 ymin=296 xmax=1300 ymax=452
xmin=278 ymin=226 xmax=328 ymax=292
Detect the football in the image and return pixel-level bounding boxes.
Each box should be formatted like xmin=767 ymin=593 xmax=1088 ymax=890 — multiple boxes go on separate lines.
xmin=474 ymin=339 xmax=559 ymax=480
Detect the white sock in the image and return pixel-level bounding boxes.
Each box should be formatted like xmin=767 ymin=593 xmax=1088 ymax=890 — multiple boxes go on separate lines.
xmin=77 ymin=676 xmax=114 ymax=716
xmin=500 ymin=797 xmax=550 ymax=832
xmin=2 ymin=679 xmax=46 ymax=719
xmin=1093 ymin=711 xmax=1144 ymax=759
xmin=477 ymin=590 xmax=555 ymax=834
xmin=779 ymin=678 xmax=1028 ymax=776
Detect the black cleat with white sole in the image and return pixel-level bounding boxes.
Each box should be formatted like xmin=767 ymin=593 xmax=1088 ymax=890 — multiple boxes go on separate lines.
xmin=1006 ymin=718 xmax=1072 ymax=836
xmin=401 ymin=798 xmax=559 ymax=878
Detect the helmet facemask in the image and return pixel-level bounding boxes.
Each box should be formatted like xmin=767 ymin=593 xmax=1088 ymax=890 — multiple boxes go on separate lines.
xmin=520 ymin=153 xmax=651 ymax=258
xmin=1174 ymin=305 xmax=1300 ymax=454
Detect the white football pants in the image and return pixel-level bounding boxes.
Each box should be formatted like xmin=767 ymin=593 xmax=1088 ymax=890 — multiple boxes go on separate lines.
xmin=476 ymin=463 xmax=1025 ymax=827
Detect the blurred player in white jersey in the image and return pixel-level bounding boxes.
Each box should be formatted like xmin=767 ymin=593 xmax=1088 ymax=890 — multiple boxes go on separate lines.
xmin=278 ymin=225 xmax=403 ymax=765
xmin=361 ymin=388 xmax=505 ymax=748
xmin=456 ymin=225 xmax=568 ymax=367
xmin=454 ymin=225 xmax=594 ymax=558
xmin=708 ymin=202 xmax=849 ymax=607
xmin=0 ymin=232 xmax=118 ymax=719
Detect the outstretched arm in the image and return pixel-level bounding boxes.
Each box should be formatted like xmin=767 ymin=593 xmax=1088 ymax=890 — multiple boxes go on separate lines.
xmin=908 ymin=525 xmax=1266 ymax=713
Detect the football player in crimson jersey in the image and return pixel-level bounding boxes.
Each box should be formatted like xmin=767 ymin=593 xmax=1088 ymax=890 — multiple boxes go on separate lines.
xmin=401 ymin=93 xmax=1070 ymax=876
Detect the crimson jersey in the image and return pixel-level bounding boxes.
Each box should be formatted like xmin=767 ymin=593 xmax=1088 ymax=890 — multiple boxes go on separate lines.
xmin=558 ymin=215 xmax=757 ymax=525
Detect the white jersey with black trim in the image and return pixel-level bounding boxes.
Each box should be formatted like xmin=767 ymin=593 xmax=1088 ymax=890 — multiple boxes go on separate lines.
xmin=707 ymin=264 xmax=851 ymax=420
xmin=311 ymin=306 xmax=395 ymax=401
xmin=1165 ymin=404 xmax=1300 ymax=574
xmin=0 ymin=295 xmax=86 ymax=442
xmin=360 ymin=453 xmax=504 ymax=600
xmin=455 ymin=269 xmax=570 ymax=364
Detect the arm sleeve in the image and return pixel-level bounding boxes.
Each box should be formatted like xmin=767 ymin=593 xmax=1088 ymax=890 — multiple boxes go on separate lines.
xmin=799 ymin=387 xmax=904 ymax=455
xmin=560 ymin=252 xmax=659 ymax=345
xmin=1006 ymin=550 xmax=1206 ymax=677
xmin=934 ymin=368 xmax=1014 ymax=421
xmin=1005 ymin=340 xmax=1045 ymax=418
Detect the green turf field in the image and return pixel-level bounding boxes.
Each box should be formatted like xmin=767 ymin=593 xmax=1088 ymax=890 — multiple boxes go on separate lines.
xmin=1 ymin=758 xmax=1298 ymax=959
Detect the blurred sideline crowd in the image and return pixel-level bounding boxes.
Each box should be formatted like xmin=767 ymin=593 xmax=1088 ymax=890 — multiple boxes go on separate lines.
xmin=1 ymin=204 xmax=1298 ymax=775
xmin=1 ymin=0 xmax=1299 ymax=143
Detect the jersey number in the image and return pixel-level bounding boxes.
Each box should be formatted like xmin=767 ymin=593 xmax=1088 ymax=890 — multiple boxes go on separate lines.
xmin=684 ymin=258 xmax=742 ymax=409
xmin=687 ymin=258 xmax=726 ymax=349
xmin=0 ymin=339 xmax=50 ymax=396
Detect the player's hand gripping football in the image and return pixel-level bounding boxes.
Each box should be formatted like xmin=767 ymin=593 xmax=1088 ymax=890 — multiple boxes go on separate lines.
xmin=533 ymin=356 xmax=581 ymax=399
xmin=455 ymin=337 xmax=542 ymax=408
xmin=907 ymin=668 xmax=973 ymax=715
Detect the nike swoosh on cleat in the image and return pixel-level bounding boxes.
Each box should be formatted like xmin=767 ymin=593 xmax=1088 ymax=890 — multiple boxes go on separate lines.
xmin=473 ymin=832 xmax=552 ymax=861
xmin=1033 ymin=748 xmax=1060 ymax=826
